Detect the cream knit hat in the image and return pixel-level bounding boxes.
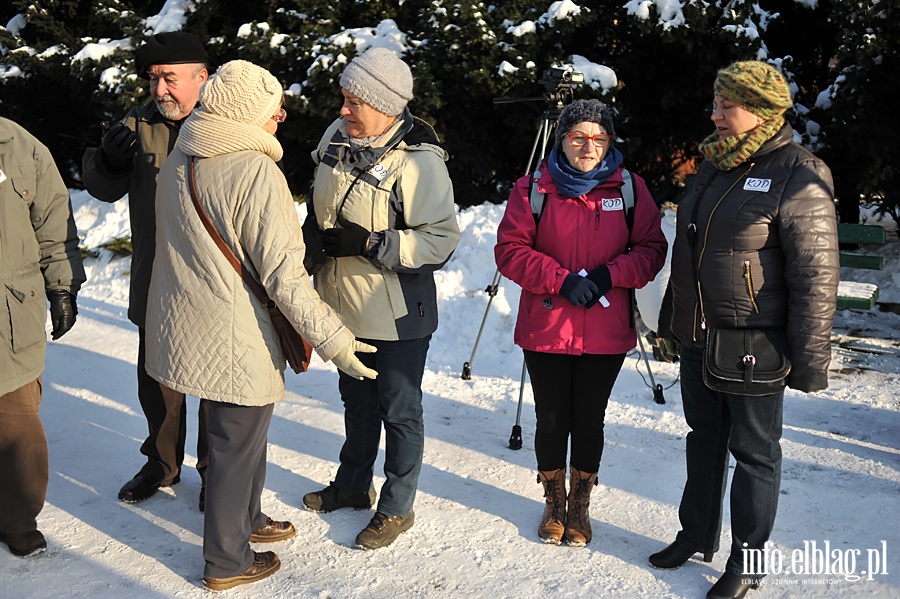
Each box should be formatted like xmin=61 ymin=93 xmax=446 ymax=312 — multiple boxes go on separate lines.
xmin=339 ymin=47 xmax=414 ymax=116
xmin=177 ymin=60 xmax=284 ymax=161
xmin=200 ymin=60 xmax=283 ymax=128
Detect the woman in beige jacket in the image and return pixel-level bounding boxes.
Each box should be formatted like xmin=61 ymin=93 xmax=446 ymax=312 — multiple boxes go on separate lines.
xmin=146 ymin=60 xmax=376 ymax=591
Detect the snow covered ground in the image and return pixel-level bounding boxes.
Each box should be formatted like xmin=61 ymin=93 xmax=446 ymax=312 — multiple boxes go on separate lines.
xmin=2 ymin=192 xmax=898 ymax=598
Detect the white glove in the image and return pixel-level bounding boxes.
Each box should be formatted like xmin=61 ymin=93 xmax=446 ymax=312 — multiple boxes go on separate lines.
xmin=331 ymin=340 xmax=378 ymax=380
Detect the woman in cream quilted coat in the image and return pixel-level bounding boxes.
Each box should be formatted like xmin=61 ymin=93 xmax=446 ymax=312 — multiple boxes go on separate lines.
xmin=146 ymin=60 xmax=376 ymax=592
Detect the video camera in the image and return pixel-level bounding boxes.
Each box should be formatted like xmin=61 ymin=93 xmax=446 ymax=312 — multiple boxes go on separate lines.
xmin=493 ymin=67 xmax=584 ymax=109
xmin=538 ymin=68 xmax=584 ymax=107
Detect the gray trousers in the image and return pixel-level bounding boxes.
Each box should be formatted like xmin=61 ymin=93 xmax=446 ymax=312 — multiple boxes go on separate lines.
xmin=203 ymin=400 xmax=273 ymax=578
xmin=0 ymin=378 xmax=48 ymax=536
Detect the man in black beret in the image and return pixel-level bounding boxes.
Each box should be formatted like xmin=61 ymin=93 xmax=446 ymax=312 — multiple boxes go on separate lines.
xmin=82 ymin=31 xmax=211 ymax=509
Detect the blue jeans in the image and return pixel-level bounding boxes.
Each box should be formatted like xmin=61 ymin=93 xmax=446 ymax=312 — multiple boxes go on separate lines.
xmin=334 ymin=336 xmax=430 ymax=517
xmin=675 ymin=343 xmax=784 ymax=577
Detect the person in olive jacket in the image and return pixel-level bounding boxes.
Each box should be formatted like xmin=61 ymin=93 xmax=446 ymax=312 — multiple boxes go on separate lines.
xmin=0 ymin=117 xmax=86 ymax=558
xmin=301 ymin=48 xmax=460 ymax=551
xmin=650 ymin=62 xmax=839 ymax=599
xmin=81 ymin=32 xmax=211 ymax=508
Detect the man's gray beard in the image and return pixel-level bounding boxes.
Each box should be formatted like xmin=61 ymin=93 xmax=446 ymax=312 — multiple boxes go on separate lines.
xmin=155 ymin=97 xmax=183 ymax=120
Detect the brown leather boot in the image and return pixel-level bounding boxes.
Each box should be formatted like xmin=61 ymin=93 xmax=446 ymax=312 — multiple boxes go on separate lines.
xmin=537 ymin=469 xmax=567 ymax=544
xmin=565 ymin=466 xmax=598 ymax=546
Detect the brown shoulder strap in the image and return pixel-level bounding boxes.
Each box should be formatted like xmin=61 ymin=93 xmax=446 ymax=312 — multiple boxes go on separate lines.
xmin=187 ymin=157 xmax=270 ymax=305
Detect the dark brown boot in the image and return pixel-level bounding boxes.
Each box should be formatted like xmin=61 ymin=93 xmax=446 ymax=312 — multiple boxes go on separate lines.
xmin=565 ymin=466 xmax=598 ymax=546
xmin=537 ymin=469 xmax=567 ymax=544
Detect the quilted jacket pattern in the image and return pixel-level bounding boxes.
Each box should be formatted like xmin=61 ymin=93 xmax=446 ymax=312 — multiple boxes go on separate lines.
xmin=146 ymin=148 xmax=353 ymax=406
xmin=664 ymin=124 xmax=839 ymax=392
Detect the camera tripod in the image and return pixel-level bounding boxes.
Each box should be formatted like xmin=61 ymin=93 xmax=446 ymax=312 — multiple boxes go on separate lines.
xmin=460 ymin=104 xmax=559 ymax=450
xmin=462 ymin=95 xmax=665 ymax=451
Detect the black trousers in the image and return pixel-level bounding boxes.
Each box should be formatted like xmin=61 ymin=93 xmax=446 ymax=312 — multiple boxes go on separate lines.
xmin=523 ymin=351 xmax=626 ymax=473
xmin=137 ymin=328 xmax=209 ymax=484
xmin=675 ymin=343 xmax=784 ymax=577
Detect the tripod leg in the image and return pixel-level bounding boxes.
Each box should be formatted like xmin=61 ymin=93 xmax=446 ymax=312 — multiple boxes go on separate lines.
xmin=465 ymin=113 xmax=557 ymax=381
xmin=461 ymin=269 xmax=503 ymax=380
xmin=509 ymin=359 xmax=526 ymax=450
xmin=636 ymin=316 xmax=666 ymax=404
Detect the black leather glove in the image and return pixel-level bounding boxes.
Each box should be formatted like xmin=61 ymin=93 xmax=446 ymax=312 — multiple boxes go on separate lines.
xmin=321 ymin=221 xmax=371 ymax=257
xmin=584 ymin=265 xmax=612 ymax=309
xmin=301 ymin=213 xmax=328 ymax=275
xmin=47 ymin=290 xmax=78 ymax=340
xmin=101 ymin=122 xmax=138 ymax=170
xmin=558 ymin=273 xmax=599 ymax=307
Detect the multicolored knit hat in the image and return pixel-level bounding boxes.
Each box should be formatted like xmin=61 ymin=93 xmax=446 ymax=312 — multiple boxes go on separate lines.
xmin=714 ymin=61 xmax=793 ymax=121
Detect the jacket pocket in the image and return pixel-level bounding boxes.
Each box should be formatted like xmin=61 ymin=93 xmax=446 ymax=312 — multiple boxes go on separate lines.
xmin=5 ymin=275 xmax=46 ymax=353
xmin=9 ymin=166 xmax=37 ymax=203
xmin=742 ymin=260 xmax=760 ymax=313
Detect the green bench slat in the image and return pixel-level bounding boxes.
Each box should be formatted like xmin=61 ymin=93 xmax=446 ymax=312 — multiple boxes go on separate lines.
xmin=837 ymin=223 xmax=886 ymax=245
xmin=836 ymin=223 xmax=885 ymax=310
xmin=839 ymin=253 xmax=884 ymax=270
xmin=836 ymin=291 xmax=879 ymax=311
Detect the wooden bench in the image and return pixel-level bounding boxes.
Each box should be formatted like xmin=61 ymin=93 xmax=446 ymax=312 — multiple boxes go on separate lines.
xmin=836 ymin=223 xmax=886 ymax=310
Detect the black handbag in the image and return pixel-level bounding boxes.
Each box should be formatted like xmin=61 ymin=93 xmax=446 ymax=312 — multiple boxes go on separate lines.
xmin=703 ymin=327 xmax=791 ymax=396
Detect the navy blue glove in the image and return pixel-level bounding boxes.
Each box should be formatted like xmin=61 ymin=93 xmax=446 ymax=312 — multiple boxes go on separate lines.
xmin=558 ymin=273 xmax=599 ymax=307
xmin=322 ymin=221 xmax=371 ymax=257
xmin=584 ymin=266 xmax=612 ymax=309
xmin=47 ymin=290 xmax=78 ymax=340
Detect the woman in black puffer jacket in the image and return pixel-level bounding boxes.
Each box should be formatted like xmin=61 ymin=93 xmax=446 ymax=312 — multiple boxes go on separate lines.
xmin=650 ymin=61 xmax=839 ymax=599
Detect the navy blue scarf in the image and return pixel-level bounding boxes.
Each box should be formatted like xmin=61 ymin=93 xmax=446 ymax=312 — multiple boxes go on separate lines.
xmin=547 ymin=145 xmax=624 ymax=198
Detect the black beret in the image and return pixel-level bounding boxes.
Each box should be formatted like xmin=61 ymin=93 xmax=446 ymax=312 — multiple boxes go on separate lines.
xmin=135 ymin=32 xmax=208 ymax=79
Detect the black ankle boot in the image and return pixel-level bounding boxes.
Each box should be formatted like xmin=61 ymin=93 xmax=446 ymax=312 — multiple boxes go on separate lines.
xmin=648 ymin=540 xmax=714 ymax=569
xmin=707 ymin=571 xmax=759 ymax=599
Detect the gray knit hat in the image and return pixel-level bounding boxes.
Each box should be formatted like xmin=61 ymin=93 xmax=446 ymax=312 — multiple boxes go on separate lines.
xmin=555 ymin=99 xmax=616 ymax=148
xmin=339 ymin=47 xmax=414 ymax=116
xmin=199 ymin=60 xmax=283 ymax=128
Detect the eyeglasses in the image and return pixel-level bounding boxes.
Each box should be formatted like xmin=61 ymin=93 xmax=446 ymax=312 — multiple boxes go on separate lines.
xmin=565 ymin=132 xmax=610 ymax=148
xmin=272 ymin=108 xmax=287 ymax=123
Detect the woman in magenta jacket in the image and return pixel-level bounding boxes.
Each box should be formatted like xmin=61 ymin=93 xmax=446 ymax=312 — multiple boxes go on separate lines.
xmin=495 ymin=99 xmax=667 ymax=546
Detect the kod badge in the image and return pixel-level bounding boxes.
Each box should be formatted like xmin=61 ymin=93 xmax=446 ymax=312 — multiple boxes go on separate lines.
xmin=370 ymin=163 xmax=389 ymax=181
xmin=602 ymin=197 xmax=624 ymax=211
xmin=744 ymin=177 xmax=772 ymax=192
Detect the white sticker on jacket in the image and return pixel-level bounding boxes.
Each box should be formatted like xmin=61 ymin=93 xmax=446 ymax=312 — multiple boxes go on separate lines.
xmin=744 ymin=178 xmax=772 ymax=192
xmin=370 ymin=163 xmax=389 ymax=181
xmin=602 ymin=197 xmax=624 ymax=211
xmin=0 ymin=168 xmax=6 ymax=184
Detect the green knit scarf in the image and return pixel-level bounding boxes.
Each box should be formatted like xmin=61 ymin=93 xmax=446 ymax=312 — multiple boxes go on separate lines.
xmin=698 ymin=117 xmax=784 ymax=171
